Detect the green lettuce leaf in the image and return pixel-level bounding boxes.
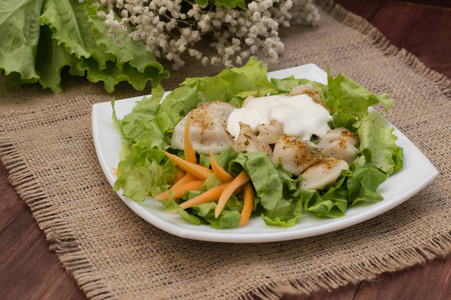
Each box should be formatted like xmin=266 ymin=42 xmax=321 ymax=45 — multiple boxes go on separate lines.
xmin=315 ymin=68 xmax=395 ymax=118
xmin=303 ymin=188 xmax=348 ymax=218
xmin=302 ymin=160 xmax=387 ymax=218
xmin=35 ymin=25 xmax=84 ymax=92
xmin=213 ymin=0 xmax=246 ymax=9
xmin=357 ymin=113 xmax=403 ymax=175
xmin=346 ymin=161 xmax=387 ymax=206
xmin=231 ymin=152 xmax=303 ymax=226
xmin=40 ymin=0 xmax=169 ymax=92
xmin=164 ymin=200 xmax=203 ymax=225
xmin=271 ymin=76 xmax=311 ymax=93
xmin=113 ymin=142 xmax=176 ymax=201
xmin=0 ymin=0 xmax=44 ymax=85
xmin=2 ymin=0 xmax=168 ymax=93
xmin=204 ymin=210 xmax=242 ymax=229
xmin=194 ymin=0 xmax=246 ymax=9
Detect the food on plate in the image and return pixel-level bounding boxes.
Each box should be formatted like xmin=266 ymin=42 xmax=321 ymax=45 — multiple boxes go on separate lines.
xmin=170 ymin=104 xmax=234 ymax=154
xmin=271 ymin=136 xmax=324 ymax=174
xmin=301 ymin=158 xmax=349 ymax=190
xmin=318 ymin=128 xmax=359 ymax=163
xmin=231 ymin=123 xmax=273 ymax=156
xmin=112 ymin=58 xmax=403 ymax=229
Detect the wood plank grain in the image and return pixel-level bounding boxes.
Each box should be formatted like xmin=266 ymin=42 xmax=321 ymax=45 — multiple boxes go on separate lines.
xmin=0 ymin=168 xmax=86 ymax=300
xmin=281 ymin=284 xmax=358 ymax=300
xmin=372 ymin=2 xmax=451 ymax=77
xmin=334 ymin=0 xmax=386 ymax=20
xmin=0 ymin=162 xmax=27 ymax=230
xmin=1 ymin=2 xmax=450 ymax=300
xmin=334 ymin=1 xmax=451 ymax=77
xmin=395 ymin=0 xmax=451 ymax=8
xmin=355 ymin=257 xmax=451 ymax=300
xmin=345 ymin=1 xmax=451 ymax=78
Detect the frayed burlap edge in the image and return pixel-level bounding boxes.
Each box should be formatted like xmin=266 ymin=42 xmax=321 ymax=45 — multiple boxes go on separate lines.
xmin=243 ymin=236 xmax=451 ymax=299
xmin=0 ymin=2 xmax=450 ymax=300
xmin=0 ymin=141 xmax=114 ymax=300
xmin=240 ymin=1 xmax=451 ymax=298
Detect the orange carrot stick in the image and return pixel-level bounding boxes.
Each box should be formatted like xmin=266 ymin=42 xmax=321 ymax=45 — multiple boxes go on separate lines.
xmin=210 ymin=150 xmax=233 ymax=182
xmin=239 ymin=182 xmax=254 ymax=226
xmin=176 ymin=183 xmax=230 ymax=211
xmin=154 ymin=180 xmax=204 ymax=200
xmin=164 ymin=151 xmax=213 ymax=180
xmin=156 ymin=173 xmax=197 ymax=200
xmin=172 ymin=173 xmax=196 ymax=190
xmin=215 ymin=171 xmax=250 ymax=218
xmin=184 ymin=114 xmax=196 ymax=164
xmin=173 ymin=167 xmax=185 ymax=184
xmin=112 ymin=167 xmax=118 ymax=177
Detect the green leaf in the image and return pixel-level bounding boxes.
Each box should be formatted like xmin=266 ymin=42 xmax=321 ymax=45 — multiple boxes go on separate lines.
xmin=85 ymin=4 xmax=168 ymax=80
xmin=114 ymin=143 xmax=175 ymax=200
xmin=347 ymin=163 xmax=387 ymax=206
xmin=205 ymin=210 xmax=241 ymax=229
xmin=303 ymin=188 xmax=348 ymax=218
xmin=40 ymin=0 xmax=101 ymax=62
xmin=231 ymin=152 xmax=301 ymax=225
xmin=231 ymin=57 xmax=273 ymax=89
xmin=357 ymin=114 xmax=402 ymax=175
xmin=0 ymin=0 xmax=44 ymax=85
xmin=165 ymin=200 xmax=202 ymax=225
xmin=214 ymin=146 xmax=237 ymax=171
xmin=319 ymin=68 xmax=395 ymax=117
xmin=214 ymin=0 xmax=246 ymax=9
xmin=38 ymin=0 xmax=168 ymax=92
xmin=331 ymin=111 xmax=357 ymax=131
xmin=271 ymin=76 xmax=311 ymax=93
xmin=35 ymin=25 xmax=84 ymax=93
xmin=194 ymin=0 xmax=209 ymax=6
xmin=161 ymin=85 xmax=199 ymax=115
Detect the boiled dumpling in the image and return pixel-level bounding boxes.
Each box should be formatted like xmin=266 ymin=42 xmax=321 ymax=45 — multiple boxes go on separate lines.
xmin=288 ymin=83 xmax=331 ymax=112
xmin=196 ymin=101 xmax=235 ymax=125
xmin=255 ymin=120 xmax=284 ymax=144
xmin=318 ymin=128 xmax=358 ymax=163
xmin=232 ymin=122 xmax=272 ymax=156
xmin=170 ymin=107 xmax=233 ymax=155
xmin=301 ymin=158 xmax=349 ymax=190
xmin=271 ymin=136 xmax=324 ymax=174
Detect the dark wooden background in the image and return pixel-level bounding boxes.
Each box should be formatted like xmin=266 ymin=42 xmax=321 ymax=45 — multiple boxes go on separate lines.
xmin=1 ymin=1 xmax=450 ymax=299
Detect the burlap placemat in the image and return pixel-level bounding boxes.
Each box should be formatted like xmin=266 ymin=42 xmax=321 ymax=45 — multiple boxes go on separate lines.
xmin=1 ymin=2 xmax=450 ymax=299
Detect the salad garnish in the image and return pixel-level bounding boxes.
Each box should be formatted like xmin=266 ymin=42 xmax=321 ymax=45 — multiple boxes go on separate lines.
xmin=112 ymin=58 xmax=403 ymax=229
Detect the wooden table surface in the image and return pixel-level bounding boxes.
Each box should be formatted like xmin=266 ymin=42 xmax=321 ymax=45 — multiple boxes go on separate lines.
xmin=1 ymin=1 xmax=450 ymax=299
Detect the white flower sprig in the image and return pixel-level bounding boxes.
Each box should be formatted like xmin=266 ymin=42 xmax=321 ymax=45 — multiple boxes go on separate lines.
xmin=95 ymin=0 xmax=320 ymax=70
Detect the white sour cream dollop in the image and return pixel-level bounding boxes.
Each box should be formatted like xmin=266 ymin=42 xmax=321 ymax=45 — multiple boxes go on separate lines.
xmin=227 ymin=94 xmax=332 ymax=141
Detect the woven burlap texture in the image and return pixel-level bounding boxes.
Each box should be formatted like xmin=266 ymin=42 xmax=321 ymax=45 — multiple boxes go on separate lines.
xmin=0 ymin=2 xmax=450 ymax=299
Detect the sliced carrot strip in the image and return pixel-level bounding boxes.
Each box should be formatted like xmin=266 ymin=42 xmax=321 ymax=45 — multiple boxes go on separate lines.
xmin=176 ymin=183 xmax=230 ymax=211
xmin=184 ymin=114 xmax=196 ymax=164
xmin=172 ymin=173 xmax=196 ymax=190
xmin=210 ymin=150 xmax=233 ymax=182
xmin=239 ymin=182 xmax=254 ymax=226
xmin=164 ymin=151 xmax=213 ymax=180
xmin=174 ymin=167 xmax=185 ymax=184
xmin=154 ymin=180 xmax=204 ymax=200
xmin=112 ymin=167 xmax=118 ymax=177
xmin=215 ymin=171 xmax=250 ymax=218
xmin=156 ymin=173 xmax=197 ymax=201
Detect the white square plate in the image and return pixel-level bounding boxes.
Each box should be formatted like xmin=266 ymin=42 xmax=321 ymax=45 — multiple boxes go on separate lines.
xmin=92 ymin=64 xmax=438 ymax=243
